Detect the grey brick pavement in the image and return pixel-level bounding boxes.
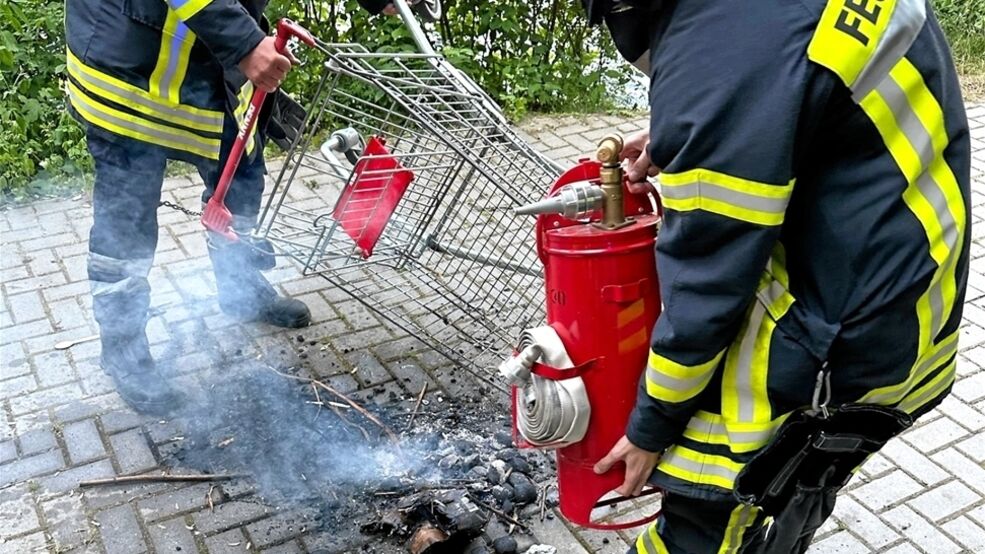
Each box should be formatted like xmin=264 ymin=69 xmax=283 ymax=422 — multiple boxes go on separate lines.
xmin=1 ymin=105 xmax=984 ymax=553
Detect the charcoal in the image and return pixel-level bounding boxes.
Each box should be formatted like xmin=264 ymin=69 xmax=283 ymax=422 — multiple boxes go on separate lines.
xmin=492 ymin=536 xmax=518 ymax=554
xmin=508 ymin=457 xmax=531 ymax=474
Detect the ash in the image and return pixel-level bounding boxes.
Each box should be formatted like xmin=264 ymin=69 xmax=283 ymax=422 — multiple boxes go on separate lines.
xmin=161 ymin=361 xmax=559 ymax=553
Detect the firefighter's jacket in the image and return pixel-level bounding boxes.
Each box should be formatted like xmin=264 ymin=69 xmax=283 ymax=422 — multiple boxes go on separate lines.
xmin=65 ymin=0 xmax=269 ymax=161
xmin=612 ymin=0 xmax=971 ymax=502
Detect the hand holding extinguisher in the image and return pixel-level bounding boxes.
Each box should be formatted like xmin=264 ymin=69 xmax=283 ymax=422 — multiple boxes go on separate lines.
xmin=201 ymin=19 xmax=317 ymax=240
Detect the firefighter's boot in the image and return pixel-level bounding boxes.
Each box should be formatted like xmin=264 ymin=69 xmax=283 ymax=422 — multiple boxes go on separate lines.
xmin=207 ymin=233 xmax=311 ymax=328
xmin=93 ymin=288 xmax=182 ymax=415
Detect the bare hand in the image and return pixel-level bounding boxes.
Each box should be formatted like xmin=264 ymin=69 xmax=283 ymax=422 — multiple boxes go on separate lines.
xmin=620 ymin=130 xmax=661 ymax=183
xmin=593 ymin=435 xmax=661 ymax=497
xmin=238 ymin=36 xmax=296 ymax=93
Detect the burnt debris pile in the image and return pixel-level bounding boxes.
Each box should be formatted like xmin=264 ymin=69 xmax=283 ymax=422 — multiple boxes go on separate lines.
xmin=160 ymin=361 xmax=561 ymax=553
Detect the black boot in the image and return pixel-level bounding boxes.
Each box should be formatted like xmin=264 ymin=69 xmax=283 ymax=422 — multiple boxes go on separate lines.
xmin=208 ymin=234 xmax=311 ymax=328
xmin=93 ymin=289 xmax=182 ymax=415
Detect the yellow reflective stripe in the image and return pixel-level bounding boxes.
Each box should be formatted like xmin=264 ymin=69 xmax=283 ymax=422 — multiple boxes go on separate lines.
xmin=860 ymin=330 xmax=958 ymax=405
xmin=150 ymin=10 xmax=196 ymax=102
xmin=68 ymin=81 xmax=220 ymax=160
xmin=659 ymin=169 xmax=794 ymax=226
xmin=717 ymin=504 xmax=761 ymax=554
xmin=899 ymin=357 xmax=956 ymax=413
xmin=682 ymin=410 xmax=787 ymax=453
xmin=234 ymin=81 xmax=257 ymax=155
xmin=66 ymin=49 xmax=223 ymax=134
xmin=769 ymin=243 xmax=790 ymax=289
xmin=170 ymin=0 xmax=213 ymax=20
xmin=807 ymin=0 xmax=897 ymax=88
xmin=658 ymin=446 xmax=743 ymax=490
xmin=635 ymin=522 xmax=670 ymax=554
xmin=645 ymin=349 xmax=725 ymax=403
xmin=857 ymin=56 xmax=965 ymax=358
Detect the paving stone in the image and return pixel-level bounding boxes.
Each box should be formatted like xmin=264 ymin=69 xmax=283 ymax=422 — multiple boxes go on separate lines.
xmin=7 ymin=291 xmax=46 ymax=323
xmin=0 ymin=531 xmax=48 ymax=554
xmin=952 ymin=371 xmax=985 ymax=403
xmin=244 ymin=511 xmax=316 ymax=549
xmin=901 ymin=416 xmax=968 ymax=453
xmin=878 ymin=438 xmax=949 ymax=486
xmin=147 ymin=517 xmax=199 ymax=554
xmin=804 ymin=530 xmax=870 ymax=554
xmin=907 ymin=479 xmax=979 ymax=522
xmin=137 ymin=483 xmax=211 ymax=522
xmin=193 ymin=499 xmax=273 ymax=534
xmin=8 ymin=381 xmax=86 ymax=415
xmin=204 ymin=528 xmax=249 ymax=554
xmin=33 ymin=350 xmax=77 ymax=388
xmin=881 ymin=505 xmax=961 ymax=554
xmin=955 ymin=432 xmax=985 ymax=462
xmin=930 ymin=447 xmax=985 ymax=494
xmin=15 ymin=428 xmax=59 ymax=458
xmin=0 ymin=374 xmax=37 ymax=399
xmin=0 ymin=448 xmax=65 ymax=487
xmin=0 ymin=484 xmax=41 ymax=539
xmin=850 ymin=470 xmax=922 ymax=512
xmin=940 ymin=515 xmax=985 ymax=553
xmin=42 ymin=492 xmax=91 ymax=551
xmin=37 ymin=458 xmax=115 ymax=496
xmin=109 ymin=428 xmax=158 ymax=474
xmin=260 ymin=539 xmax=304 ymax=553
xmin=831 ymin=496 xmax=898 ymax=549
xmin=95 ymin=504 xmax=148 ymax=554
xmin=879 ymin=544 xmax=920 ymax=554
xmin=62 ymin=418 xmax=106 ymax=465
xmin=0 ymin=440 xmax=15 ymax=464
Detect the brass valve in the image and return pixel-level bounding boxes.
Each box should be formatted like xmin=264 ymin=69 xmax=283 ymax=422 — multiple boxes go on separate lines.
xmin=596 ymin=134 xmax=629 ymax=230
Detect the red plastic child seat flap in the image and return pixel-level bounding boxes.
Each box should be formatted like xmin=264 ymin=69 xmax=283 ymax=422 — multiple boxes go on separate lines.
xmin=332 ymin=136 xmax=414 ymax=259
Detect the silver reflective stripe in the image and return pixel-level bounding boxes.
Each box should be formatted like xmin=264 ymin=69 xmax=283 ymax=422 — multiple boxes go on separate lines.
xmin=647 ymin=364 xmax=713 ymax=395
xmin=900 ymin=360 xmax=955 ymax=412
xmin=639 ymin=532 xmax=659 ymax=554
xmin=662 ymin=449 xmax=739 ymax=482
xmin=67 ymin=56 xmax=222 ymax=130
xmin=851 ymin=0 xmax=926 ymax=100
xmin=723 ymin=505 xmax=756 ymax=554
xmin=159 ymin=22 xmax=193 ymax=100
xmin=757 ymin=279 xmax=788 ymax=312
xmin=685 ymin=414 xmax=773 ymax=446
xmin=69 ymin=84 xmax=217 ymax=154
xmin=876 ymin=74 xmax=959 ymax=337
xmin=865 ymin=337 xmax=957 ymax=404
xmin=734 ymin=301 xmax=768 ymax=422
xmin=88 ymin=253 xmax=153 ymax=297
xmin=661 ymin=182 xmax=789 ymax=215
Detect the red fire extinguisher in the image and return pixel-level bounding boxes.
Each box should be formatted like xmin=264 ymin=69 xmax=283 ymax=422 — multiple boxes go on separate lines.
xmin=502 ymin=135 xmax=662 ymax=530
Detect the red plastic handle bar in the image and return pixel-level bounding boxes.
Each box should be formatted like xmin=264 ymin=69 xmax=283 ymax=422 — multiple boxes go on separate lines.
xmin=203 ymin=18 xmax=315 ymax=239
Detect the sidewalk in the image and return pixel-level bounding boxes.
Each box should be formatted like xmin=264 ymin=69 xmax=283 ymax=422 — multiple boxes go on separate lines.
xmin=1 ymin=105 xmax=983 ymax=554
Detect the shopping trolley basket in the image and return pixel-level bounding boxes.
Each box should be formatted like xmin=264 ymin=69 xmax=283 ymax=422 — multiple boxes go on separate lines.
xmin=256 ymin=0 xmax=564 ymax=379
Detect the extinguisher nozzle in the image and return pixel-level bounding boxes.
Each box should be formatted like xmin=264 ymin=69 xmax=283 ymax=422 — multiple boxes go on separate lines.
xmin=513 ymin=197 xmax=566 ymax=216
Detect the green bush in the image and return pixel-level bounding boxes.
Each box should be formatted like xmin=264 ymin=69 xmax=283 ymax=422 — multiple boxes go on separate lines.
xmin=935 ymin=0 xmax=985 ymax=74
xmin=0 ymin=1 xmax=91 ymax=200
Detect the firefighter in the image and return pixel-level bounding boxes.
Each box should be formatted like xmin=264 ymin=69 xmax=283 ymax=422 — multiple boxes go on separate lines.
xmin=585 ymin=0 xmax=971 ymax=552
xmin=65 ymin=0 xmax=311 ymax=415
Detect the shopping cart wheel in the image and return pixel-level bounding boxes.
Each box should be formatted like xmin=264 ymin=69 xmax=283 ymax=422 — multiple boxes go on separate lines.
xmin=411 ymin=0 xmax=441 ymax=22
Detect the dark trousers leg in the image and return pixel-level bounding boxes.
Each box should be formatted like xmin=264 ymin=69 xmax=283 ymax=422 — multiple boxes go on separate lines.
xmin=629 ymin=492 xmax=768 ymax=554
xmin=753 ymin=486 xmax=839 ymax=554
xmin=86 ymin=128 xmax=168 ymax=333
xmin=197 ymin=119 xmax=266 ymax=231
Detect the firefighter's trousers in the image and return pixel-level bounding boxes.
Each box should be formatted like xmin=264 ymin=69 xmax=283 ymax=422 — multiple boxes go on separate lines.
xmin=629 ymin=488 xmax=837 ymax=554
xmin=86 ymin=122 xmax=265 ymax=294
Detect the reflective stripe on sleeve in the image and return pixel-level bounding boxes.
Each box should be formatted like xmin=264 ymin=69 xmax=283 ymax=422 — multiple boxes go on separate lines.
xmin=233 ymin=81 xmax=257 ymax=156
xmin=861 ymin=330 xmax=958 ymax=405
xmin=645 ymin=349 xmax=726 ymax=403
xmin=66 ymin=49 xmax=223 ymax=134
xmin=898 ymin=357 xmax=956 ymax=414
xmin=682 ymin=410 xmax=787 ymax=454
xmin=150 ymin=9 xmax=197 ymax=102
xmin=657 ymin=446 xmax=743 ymax=490
xmin=659 ymin=169 xmax=794 ymax=226
xmin=68 ymin=81 xmax=220 ymax=160
xmin=168 ymin=0 xmax=213 ymax=20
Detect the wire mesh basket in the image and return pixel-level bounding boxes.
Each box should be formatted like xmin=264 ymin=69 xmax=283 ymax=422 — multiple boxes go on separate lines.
xmin=256 ymin=37 xmax=563 ymax=379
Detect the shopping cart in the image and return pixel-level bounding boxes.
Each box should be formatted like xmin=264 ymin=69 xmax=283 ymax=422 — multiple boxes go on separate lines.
xmin=255 ymin=0 xmax=564 ymax=381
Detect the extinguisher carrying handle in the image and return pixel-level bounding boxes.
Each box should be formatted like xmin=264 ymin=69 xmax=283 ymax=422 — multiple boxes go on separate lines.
xmin=202 ymin=19 xmax=316 ymax=240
